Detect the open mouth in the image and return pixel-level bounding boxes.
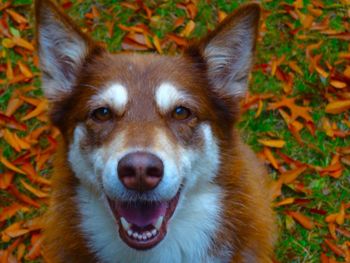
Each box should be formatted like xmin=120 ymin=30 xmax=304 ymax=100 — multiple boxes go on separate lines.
xmin=107 ymin=191 xmax=180 ymax=250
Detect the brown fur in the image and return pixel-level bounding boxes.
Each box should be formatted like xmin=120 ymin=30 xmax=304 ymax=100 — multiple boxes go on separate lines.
xmin=36 ymin=0 xmax=276 ymax=262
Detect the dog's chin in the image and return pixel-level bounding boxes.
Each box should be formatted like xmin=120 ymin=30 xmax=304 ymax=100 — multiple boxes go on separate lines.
xmin=107 ymin=189 xmax=181 ymax=250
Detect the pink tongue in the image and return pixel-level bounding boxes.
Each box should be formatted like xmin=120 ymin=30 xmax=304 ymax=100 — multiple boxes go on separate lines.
xmin=117 ymin=201 xmax=167 ymax=227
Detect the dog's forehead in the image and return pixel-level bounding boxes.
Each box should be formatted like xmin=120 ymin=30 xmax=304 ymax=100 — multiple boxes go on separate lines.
xmin=81 ymin=53 xmax=208 ymax=114
xmin=84 ymin=53 xmax=203 ymax=96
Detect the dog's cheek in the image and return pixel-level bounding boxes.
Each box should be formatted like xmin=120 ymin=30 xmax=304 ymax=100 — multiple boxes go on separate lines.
xmin=68 ymin=125 xmax=101 ymax=189
xmin=179 ymin=123 xmax=220 ymax=190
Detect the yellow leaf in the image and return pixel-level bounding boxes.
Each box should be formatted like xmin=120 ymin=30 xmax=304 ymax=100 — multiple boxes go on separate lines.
xmin=258 ymin=139 xmax=286 ymax=148
xmin=0 ymin=155 xmax=26 ymax=174
xmin=152 ymin=35 xmax=162 ymax=54
xmin=2 ymin=38 xmax=15 ymax=48
xmin=325 ymin=100 xmax=350 ymax=114
xmin=180 ymin=20 xmax=196 ymax=37
xmin=274 ymin=197 xmax=295 ymax=207
xmin=20 ymin=179 xmax=49 ymax=198
xmin=330 ymin=80 xmax=347 ymax=89
xmin=13 ymin=37 xmax=34 ymax=51
xmin=21 ymin=100 xmax=48 ymax=121
xmin=18 ymin=61 xmax=33 ymax=78
xmin=6 ymin=9 xmax=28 ymax=24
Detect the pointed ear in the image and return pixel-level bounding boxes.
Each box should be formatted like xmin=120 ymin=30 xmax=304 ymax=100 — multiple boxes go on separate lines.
xmin=186 ymin=3 xmax=260 ymax=98
xmin=35 ymin=0 xmax=102 ymax=100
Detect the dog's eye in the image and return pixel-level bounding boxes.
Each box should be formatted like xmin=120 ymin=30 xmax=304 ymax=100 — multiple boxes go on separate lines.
xmin=91 ymin=107 xmax=113 ymax=122
xmin=172 ymin=106 xmax=191 ymax=121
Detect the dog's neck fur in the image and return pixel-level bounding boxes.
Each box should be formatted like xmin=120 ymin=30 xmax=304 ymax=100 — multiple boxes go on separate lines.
xmin=76 ymin=182 xmax=227 ymax=263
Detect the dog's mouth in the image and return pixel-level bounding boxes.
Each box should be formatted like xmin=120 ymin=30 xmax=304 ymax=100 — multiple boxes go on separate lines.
xmin=107 ymin=190 xmax=180 ymax=250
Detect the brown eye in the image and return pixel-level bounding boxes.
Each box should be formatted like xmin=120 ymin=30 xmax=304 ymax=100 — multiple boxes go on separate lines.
xmin=91 ymin=107 xmax=113 ymax=122
xmin=172 ymin=106 xmax=191 ymax=120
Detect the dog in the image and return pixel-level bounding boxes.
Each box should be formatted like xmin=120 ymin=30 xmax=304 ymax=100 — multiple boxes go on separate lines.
xmin=35 ymin=0 xmax=276 ymax=262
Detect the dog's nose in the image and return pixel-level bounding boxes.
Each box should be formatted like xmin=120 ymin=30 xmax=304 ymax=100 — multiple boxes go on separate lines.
xmin=117 ymin=152 xmax=164 ymax=192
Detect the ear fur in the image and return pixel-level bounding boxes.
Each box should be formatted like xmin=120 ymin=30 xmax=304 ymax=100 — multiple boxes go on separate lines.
xmin=35 ymin=0 xmax=102 ymax=100
xmin=187 ymin=3 xmax=261 ymax=98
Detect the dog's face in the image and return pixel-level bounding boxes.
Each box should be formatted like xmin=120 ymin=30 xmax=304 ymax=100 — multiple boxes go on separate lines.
xmin=36 ymin=0 xmax=259 ymax=253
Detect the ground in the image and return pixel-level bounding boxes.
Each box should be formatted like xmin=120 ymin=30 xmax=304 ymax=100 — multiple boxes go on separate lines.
xmin=0 ymin=0 xmax=349 ymax=262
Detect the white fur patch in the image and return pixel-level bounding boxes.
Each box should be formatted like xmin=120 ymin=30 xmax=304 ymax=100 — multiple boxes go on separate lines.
xmin=38 ymin=14 xmax=88 ymax=100
xmin=72 ymin=123 xmax=226 ymax=262
xmin=155 ymin=82 xmax=189 ymax=113
xmin=91 ymin=83 xmax=128 ymax=114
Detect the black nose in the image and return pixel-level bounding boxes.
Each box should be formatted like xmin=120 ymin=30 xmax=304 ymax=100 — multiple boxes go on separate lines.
xmin=117 ymin=152 xmax=164 ymax=192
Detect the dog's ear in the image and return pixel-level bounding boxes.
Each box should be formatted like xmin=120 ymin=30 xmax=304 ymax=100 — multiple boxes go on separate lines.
xmin=186 ymin=3 xmax=260 ymax=98
xmin=35 ymin=0 xmax=103 ymax=100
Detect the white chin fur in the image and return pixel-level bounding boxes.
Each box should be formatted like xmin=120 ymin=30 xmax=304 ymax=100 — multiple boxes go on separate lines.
xmin=70 ymin=123 xmax=224 ymax=262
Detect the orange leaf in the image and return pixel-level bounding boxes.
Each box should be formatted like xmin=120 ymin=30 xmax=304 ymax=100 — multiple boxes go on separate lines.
xmin=0 ymin=203 xmax=29 ymax=222
xmin=263 ymin=147 xmax=279 ymax=169
xmin=5 ymin=98 xmax=23 ymax=116
xmin=6 ymin=9 xmax=28 ymax=24
xmin=328 ymin=223 xmax=337 ymax=240
xmin=280 ymin=165 xmax=307 ymax=184
xmin=0 ymin=155 xmax=26 ymax=174
xmin=255 ymin=99 xmax=263 ymax=118
xmin=180 ymin=20 xmax=195 ymax=37
xmin=258 ymin=139 xmax=286 ymax=148
xmin=268 ymin=97 xmax=313 ymax=122
xmin=21 ymin=162 xmax=51 ymax=186
xmin=9 ymin=185 xmax=41 ymax=208
xmin=18 ymin=61 xmax=33 ymax=79
xmin=218 ymin=10 xmax=227 ymax=23
xmin=0 ymin=172 xmax=14 ymax=190
xmin=325 ymin=100 xmax=350 ymax=114
xmin=274 ymin=197 xmax=295 ymax=207
xmin=6 ymin=58 xmax=13 ymax=80
xmin=25 ymin=236 xmax=43 ymax=260
xmin=320 ymin=253 xmax=329 ymax=263
xmin=12 ymin=37 xmax=34 ymax=51
xmin=153 ymin=35 xmax=162 ymax=54
xmin=3 ymin=130 xmax=21 ymax=152
xmin=330 ymin=80 xmax=347 ymax=89
xmin=289 ymin=61 xmax=304 ymax=76
xmin=287 ymin=211 xmax=314 ymax=229
xmin=21 ymin=100 xmax=48 ymax=121
xmin=20 ymin=179 xmax=49 ymax=198
xmin=325 ymin=213 xmax=338 ymax=223
xmin=2 ymin=222 xmax=30 ymax=239
xmin=16 ymin=244 xmax=26 ymax=261
xmin=335 ymin=203 xmax=345 ymax=225
xmin=325 ymin=239 xmax=345 ymax=257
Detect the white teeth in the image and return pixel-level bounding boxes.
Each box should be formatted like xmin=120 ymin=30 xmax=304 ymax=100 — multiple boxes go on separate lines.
xmin=120 ymin=217 xmax=130 ymax=231
xmin=146 ymin=231 xmax=152 ymax=238
xmin=127 ymin=229 xmax=133 ymax=236
xmin=142 ymin=234 xmax=147 ymax=240
xmin=137 ymin=234 xmax=143 ymax=240
xmin=151 ymin=229 xmax=157 ymax=236
xmin=154 ymin=216 xmax=164 ymax=230
xmin=133 ymin=232 xmax=138 ymax=239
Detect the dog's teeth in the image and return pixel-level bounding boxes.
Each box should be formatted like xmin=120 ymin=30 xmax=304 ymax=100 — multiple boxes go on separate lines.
xmin=132 ymin=232 xmax=138 ymax=239
xmin=137 ymin=234 xmax=143 ymax=240
xmin=146 ymin=231 xmax=152 ymax=238
xmin=127 ymin=229 xmax=133 ymax=236
xmin=154 ymin=216 xmax=164 ymax=230
xmin=151 ymin=229 xmax=157 ymax=236
xmin=142 ymin=234 xmax=147 ymax=240
xmin=120 ymin=217 xmax=130 ymax=231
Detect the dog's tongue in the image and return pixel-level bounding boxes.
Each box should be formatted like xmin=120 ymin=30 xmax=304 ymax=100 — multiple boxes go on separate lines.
xmin=117 ymin=201 xmax=167 ymax=227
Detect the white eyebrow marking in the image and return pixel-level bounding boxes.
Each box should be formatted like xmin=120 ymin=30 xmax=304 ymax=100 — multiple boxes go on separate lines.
xmin=92 ymin=83 xmax=128 ymax=113
xmin=155 ymin=82 xmax=189 ymax=113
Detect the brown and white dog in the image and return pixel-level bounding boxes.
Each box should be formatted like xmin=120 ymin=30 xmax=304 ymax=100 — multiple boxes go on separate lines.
xmin=35 ymin=0 xmax=276 ymax=262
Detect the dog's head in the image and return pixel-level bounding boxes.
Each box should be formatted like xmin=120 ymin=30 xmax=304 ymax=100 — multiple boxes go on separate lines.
xmin=36 ymin=0 xmax=260 ymax=251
